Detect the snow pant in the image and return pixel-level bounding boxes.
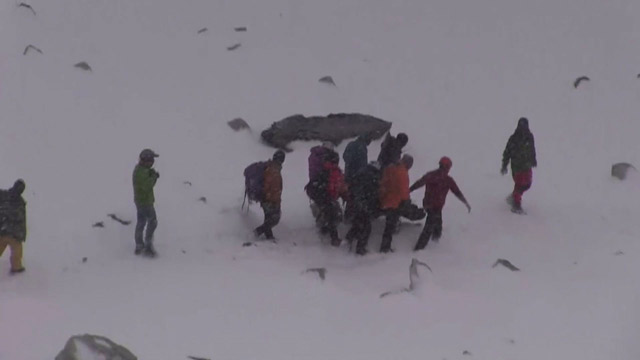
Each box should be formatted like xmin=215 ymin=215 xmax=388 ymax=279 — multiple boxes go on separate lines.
xmin=346 ymin=208 xmax=372 ymax=254
xmin=255 ymin=202 xmax=281 ymax=239
xmin=414 ymin=208 xmax=443 ymax=251
xmin=512 ymin=169 xmax=532 ymax=207
xmin=0 ymin=236 xmax=23 ymax=271
xmin=135 ymin=204 xmax=157 ymax=250
xmin=381 ymin=208 xmax=400 ymax=253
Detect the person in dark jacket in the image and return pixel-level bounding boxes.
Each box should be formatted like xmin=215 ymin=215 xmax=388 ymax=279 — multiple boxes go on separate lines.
xmin=377 ymin=132 xmax=408 ymax=169
xmin=410 ymin=157 xmax=470 ymax=251
xmin=0 ymin=179 xmax=26 ymax=274
xmin=343 ymin=134 xmax=371 ymax=223
xmin=501 ymin=117 xmax=537 ymax=213
xmin=345 ymin=162 xmax=381 ymax=255
xmin=133 ymin=149 xmax=160 ymax=256
xmin=255 ymin=150 xmax=285 ymax=240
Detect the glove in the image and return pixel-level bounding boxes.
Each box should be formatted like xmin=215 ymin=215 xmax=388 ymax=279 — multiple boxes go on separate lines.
xmin=500 ymin=167 xmax=507 ymax=175
xmin=150 ymin=169 xmax=159 ymax=179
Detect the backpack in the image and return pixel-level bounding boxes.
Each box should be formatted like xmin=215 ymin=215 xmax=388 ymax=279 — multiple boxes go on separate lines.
xmin=0 ymin=190 xmax=22 ymax=237
xmin=243 ymin=161 xmax=269 ymax=203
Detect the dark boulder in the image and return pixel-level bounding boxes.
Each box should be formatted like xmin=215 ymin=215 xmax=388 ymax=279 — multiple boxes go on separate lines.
xmin=261 ymin=113 xmax=391 ymax=151
xmin=611 ymin=162 xmax=636 ymax=180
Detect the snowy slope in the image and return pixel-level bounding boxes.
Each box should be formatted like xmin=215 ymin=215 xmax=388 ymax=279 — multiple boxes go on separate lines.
xmin=1 ymin=0 xmax=640 ymax=359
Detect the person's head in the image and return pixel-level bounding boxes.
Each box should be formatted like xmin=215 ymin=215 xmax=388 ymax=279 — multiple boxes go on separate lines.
xmin=139 ymin=148 xmax=159 ymax=167
xmin=11 ymin=179 xmax=25 ymax=195
xmin=273 ymin=150 xmax=286 ymax=165
xmin=401 ymin=154 xmax=414 ymax=170
xmin=326 ymin=151 xmax=339 ymax=165
xmin=396 ymin=133 xmax=408 ymax=147
xmin=439 ymin=156 xmax=452 ymax=172
xmin=517 ymin=117 xmax=529 ymax=131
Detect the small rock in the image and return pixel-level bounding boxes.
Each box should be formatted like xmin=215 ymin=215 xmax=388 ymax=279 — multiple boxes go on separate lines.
xmin=198 ymin=196 xmax=207 ymax=204
xmin=188 ymin=356 xmax=211 ymax=360
xmin=234 ymin=27 xmax=247 ymax=32
xmin=227 ymin=118 xmax=250 ymax=131
xmin=303 ymin=268 xmax=326 ymax=281
xmin=92 ymin=222 xmax=104 ymax=228
xmin=82 ymin=257 xmax=88 ymax=263
xmin=318 ymin=76 xmax=336 ymax=86
xmin=492 ymin=259 xmax=520 ymax=271
xmin=227 ymin=43 xmax=241 ymax=51
xmin=108 ymin=214 xmax=131 ymax=226
xmin=611 ymin=162 xmax=636 ymax=180
xmin=573 ymin=76 xmax=590 ymax=88
xmin=463 ymin=350 xmax=472 ymax=356
xmin=55 ymin=334 xmax=137 ymax=360
xmin=181 ymin=249 xmax=186 ymax=254
xmin=23 ymin=45 xmax=43 ymax=55
xmin=242 ymin=242 xmax=253 ymax=247
xmin=18 ymin=2 xmax=36 ymax=15
xmin=74 ymin=62 xmax=92 ymax=72
xmin=614 ymin=250 xmax=624 ymax=256
xmin=197 ymin=28 xmax=208 ymax=34
xmin=183 ymin=181 xmax=193 ymax=186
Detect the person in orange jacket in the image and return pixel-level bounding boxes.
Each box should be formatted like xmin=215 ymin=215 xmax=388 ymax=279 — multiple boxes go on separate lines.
xmin=255 ymin=150 xmax=285 ymax=240
xmin=378 ymin=154 xmax=413 ymax=253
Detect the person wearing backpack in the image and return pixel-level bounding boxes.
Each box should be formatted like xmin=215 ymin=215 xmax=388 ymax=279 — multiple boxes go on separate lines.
xmin=254 ymin=150 xmax=285 ymax=240
xmin=305 ymin=151 xmax=348 ymax=246
xmin=0 ymin=179 xmax=27 ymax=274
xmin=133 ymin=149 xmax=160 ymax=257
xmin=308 ymin=141 xmax=337 ymax=183
xmin=410 ymin=156 xmax=471 ymax=251
xmin=342 ymin=135 xmax=371 ymax=223
xmin=345 ymin=162 xmax=381 ymax=255
xmin=378 ymin=154 xmax=413 ymax=253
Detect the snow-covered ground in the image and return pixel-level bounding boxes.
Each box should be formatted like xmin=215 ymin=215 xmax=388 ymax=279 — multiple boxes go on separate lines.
xmin=1 ymin=0 xmax=640 ymax=359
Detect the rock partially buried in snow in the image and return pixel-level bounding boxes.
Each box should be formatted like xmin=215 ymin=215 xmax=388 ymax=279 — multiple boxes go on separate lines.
xmin=74 ymin=62 xmax=92 ymax=72
xmin=197 ymin=27 xmax=208 ymax=34
xmin=261 ymin=113 xmax=391 ymax=151
xmin=227 ymin=43 xmax=241 ymax=51
xmin=492 ymin=259 xmax=520 ymax=271
xmin=55 ymin=334 xmax=137 ymax=360
xmin=227 ymin=117 xmax=250 ymax=131
xmin=611 ymin=162 xmax=636 ymax=180
xmin=319 ymin=76 xmax=336 ymax=86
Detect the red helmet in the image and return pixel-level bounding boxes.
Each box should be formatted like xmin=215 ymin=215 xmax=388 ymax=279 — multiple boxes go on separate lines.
xmin=439 ymin=156 xmax=452 ymax=170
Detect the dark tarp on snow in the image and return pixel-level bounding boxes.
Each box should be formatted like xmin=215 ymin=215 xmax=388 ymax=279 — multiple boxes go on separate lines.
xmin=261 ymin=113 xmax=392 ymax=151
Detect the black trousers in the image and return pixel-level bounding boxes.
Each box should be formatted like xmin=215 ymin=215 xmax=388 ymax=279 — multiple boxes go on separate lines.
xmin=346 ymin=209 xmax=372 ymax=253
xmin=415 ymin=208 xmax=442 ymax=250
xmin=135 ymin=204 xmax=157 ymax=249
xmin=380 ymin=209 xmax=400 ymax=252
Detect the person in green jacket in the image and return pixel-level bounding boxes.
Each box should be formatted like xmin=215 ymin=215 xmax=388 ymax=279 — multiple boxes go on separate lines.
xmin=501 ymin=117 xmax=537 ymax=214
xmin=133 ymin=149 xmax=160 ymax=256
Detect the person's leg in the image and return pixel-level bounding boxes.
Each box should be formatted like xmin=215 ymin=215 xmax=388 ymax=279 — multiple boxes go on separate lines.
xmin=144 ymin=206 xmax=158 ymax=250
xmin=355 ymin=214 xmax=372 ymax=255
xmin=134 ymin=205 xmax=148 ymax=252
xmin=8 ymin=237 xmax=23 ymax=271
xmin=262 ymin=203 xmax=281 ymax=240
xmin=380 ymin=209 xmax=399 ymax=253
xmin=431 ymin=210 xmax=443 ymax=242
xmin=328 ymin=201 xmax=342 ymax=246
xmin=414 ymin=209 xmax=435 ymax=251
xmin=512 ymin=169 xmax=532 ymax=209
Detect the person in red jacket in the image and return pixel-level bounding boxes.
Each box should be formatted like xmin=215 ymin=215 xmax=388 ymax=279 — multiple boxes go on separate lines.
xmin=410 ymin=156 xmax=471 ymax=251
xmin=378 ymin=154 xmax=413 ymax=253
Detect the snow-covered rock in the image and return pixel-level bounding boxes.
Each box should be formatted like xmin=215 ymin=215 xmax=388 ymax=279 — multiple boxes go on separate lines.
xmin=55 ymin=334 xmax=137 ymax=360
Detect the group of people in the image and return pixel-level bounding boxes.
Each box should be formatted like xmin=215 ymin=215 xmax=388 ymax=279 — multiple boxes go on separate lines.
xmin=0 ymin=118 xmax=537 ymax=272
xmin=249 ymin=117 xmax=537 ymax=255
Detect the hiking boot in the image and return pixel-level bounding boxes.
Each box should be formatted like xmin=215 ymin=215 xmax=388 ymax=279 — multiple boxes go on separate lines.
xmin=506 ymin=194 xmax=514 ymax=206
xmin=144 ymin=246 xmax=157 ymax=258
xmin=10 ymin=267 xmax=25 ymax=274
xmin=511 ymin=203 xmax=524 ymax=214
xmin=134 ymin=246 xmax=144 ymax=255
xmin=380 ymin=247 xmax=394 ymax=254
xmin=355 ymin=248 xmax=368 ymax=256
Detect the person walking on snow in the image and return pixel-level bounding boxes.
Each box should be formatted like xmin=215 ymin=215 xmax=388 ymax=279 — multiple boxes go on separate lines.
xmin=133 ymin=149 xmax=160 ymax=257
xmin=345 ymin=161 xmax=381 ymax=255
xmin=410 ymin=157 xmax=470 ymax=251
xmin=501 ymin=117 xmax=537 ymax=214
xmin=254 ymin=150 xmax=285 ymax=240
xmin=378 ymin=154 xmax=413 ymax=253
xmin=0 ymin=179 xmax=27 ymax=274
xmin=343 ymin=134 xmax=371 ymax=222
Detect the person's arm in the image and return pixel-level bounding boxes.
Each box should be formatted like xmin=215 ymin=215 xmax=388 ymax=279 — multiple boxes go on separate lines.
xmin=450 ymin=178 xmax=471 ymax=213
xmin=409 ymin=174 xmax=427 ymax=193
xmin=530 ymin=134 xmax=537 ymax=168
xmin=501 ymin=136 xmax=514 ymax=174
